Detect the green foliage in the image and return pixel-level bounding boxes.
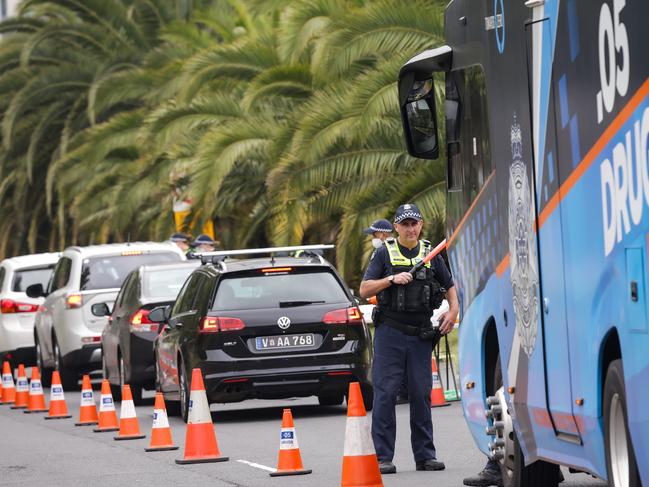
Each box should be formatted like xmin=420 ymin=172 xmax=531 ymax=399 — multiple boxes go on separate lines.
xmin=0 ymin=0 xmax=447 ymax=284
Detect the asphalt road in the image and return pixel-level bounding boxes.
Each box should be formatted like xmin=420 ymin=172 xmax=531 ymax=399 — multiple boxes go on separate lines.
xmin=0 ymin=387 xmax=607 ymax=487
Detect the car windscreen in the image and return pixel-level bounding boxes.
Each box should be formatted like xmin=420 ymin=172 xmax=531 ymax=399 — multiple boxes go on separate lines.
xmin=12 ymin=266 xmax=55 ymax=293
xmin=212 ymin=271 xmax=349 ymax=310
xmin=80 ymin=253 xmax=181 ymax=291
xmin=143 ymin=266 xmax=196 ymax=300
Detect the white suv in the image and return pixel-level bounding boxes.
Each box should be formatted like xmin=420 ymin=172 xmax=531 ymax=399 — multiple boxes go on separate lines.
xmin=0 ymin=253 xmax=60 ymax=367
xmin=30 ymin=242 xmax=184 ymax=388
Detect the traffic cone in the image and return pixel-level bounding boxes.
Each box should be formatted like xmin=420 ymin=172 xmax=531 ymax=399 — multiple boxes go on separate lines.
xmin=430 ymin=357 xmax=449 ymax=408
xmin=45 ymin=371 xmax=72 ymax=419
xmin=1 ymin=361 xmax=15 ymax=404
xmin=24 ymin=367 xmax=47 ymax=413
xmin=114 ymin=384 xmax=145 ymax=440
xmin=93 ymin=379 xmax=119 ymax=432
xmin=341 ymin=382 xmax=383 ymax=487
xmin=145 ymin=392 xmax=179 ymax=452
xmin=75 ymin=375 xmax=98 ymax=426
xmin=176 ymin=368 xmax=229 ymax=464
xmin=269 ymin=408 xmax=312 ymax=477
xmin=10 ymin=364 xmax=29 ymax=409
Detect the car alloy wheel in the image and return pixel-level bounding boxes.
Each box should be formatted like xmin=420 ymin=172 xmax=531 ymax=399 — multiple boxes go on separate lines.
xmin=178 ymin=359 xmax=189 ymax=423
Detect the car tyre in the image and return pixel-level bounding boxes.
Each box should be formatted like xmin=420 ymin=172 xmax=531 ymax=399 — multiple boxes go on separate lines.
xmin=178 ymin=357 xmax=190 ymax=423
xmin=604 ymin=359 xmax=641 ymax=487
xmin=497 ymin=355 xmax=560 ymax=487
xmin=318 ymin=393 xmax=344 ymax=407
xmin=35 ymin=335 xmax=52 ymax=387
xmin=54 ymin=337 xmax=77 ymax=391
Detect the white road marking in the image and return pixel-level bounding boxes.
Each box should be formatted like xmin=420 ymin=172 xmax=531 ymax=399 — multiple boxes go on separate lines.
xmin=237 ymin=459 xmax=277 ymax=473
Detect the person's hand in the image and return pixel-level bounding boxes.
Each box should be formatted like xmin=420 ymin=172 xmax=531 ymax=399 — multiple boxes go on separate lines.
xmin=438 ymin=309 xmax=458 ymax=335
xmin=392 ymin=272 xmax=413 ymax=285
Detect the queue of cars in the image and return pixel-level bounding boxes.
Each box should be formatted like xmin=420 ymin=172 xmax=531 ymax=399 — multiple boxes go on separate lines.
xmin=0 ymin=243 xmax=374 ymax=420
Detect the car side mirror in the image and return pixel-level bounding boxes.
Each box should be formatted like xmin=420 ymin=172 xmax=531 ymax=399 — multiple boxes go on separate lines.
xmin=148 ymin=305 xmax=171 ymax=323
xmin=91 ymin=303 xmax=110 ymax=317
xmin=26 ymin=283 xmax=45 ymax=298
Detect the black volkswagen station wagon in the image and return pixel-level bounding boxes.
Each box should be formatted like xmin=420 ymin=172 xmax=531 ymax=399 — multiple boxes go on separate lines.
xmin=151 ymin=246 xmax=373 ymax=421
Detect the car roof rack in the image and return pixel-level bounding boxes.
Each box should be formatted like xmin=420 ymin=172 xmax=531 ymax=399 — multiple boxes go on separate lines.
xmin=198 ymin=244 xmax=334 ymax=266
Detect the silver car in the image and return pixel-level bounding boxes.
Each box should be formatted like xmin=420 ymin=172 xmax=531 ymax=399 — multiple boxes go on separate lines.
xmin=30 ymin=242 xmax=185 ymax=388
xmin=0 ymin=253 xmax=60 ymax=367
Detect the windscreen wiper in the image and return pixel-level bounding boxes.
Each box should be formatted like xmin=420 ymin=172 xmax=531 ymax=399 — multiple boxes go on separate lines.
xmin=279 ymin=300 xmax=325 ymax=308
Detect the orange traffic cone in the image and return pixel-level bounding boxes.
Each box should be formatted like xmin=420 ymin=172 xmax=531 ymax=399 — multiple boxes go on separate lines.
xmin=176 ymin=368 xmax=229 ymax=464
xmin=1 ymin=361 xmax=16 ymax=404
xmin=75 ymin=375 xmax=98 ymax=426
xmin=93 ymin=379 xmax=119 ymax=432
xmin=145 ymin=392 xmax=179 ymax=452
xmin=44 ymin=371 xmax=73 ymax=419
xmin=114 ymin=385 xmax=145 ymax=440
xmin=430 ymin=357 xmax=449 ymax=408
xmin=10 ymin=364 xmax=29 ymax=409
xmin=341 ymin=382 xmax=383 ymax=487
xmin=23 ymin=366 xmax=47 ymax=413
xmin=269 ymin=408 xmax=312 ymax=477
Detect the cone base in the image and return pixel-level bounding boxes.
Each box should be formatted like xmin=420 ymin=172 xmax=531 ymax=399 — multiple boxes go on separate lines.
xmin=45 ymin=415 xmax=72 ymax=420
xmin=145 ymin=445 xmax=179 ymax=452
xmin=430 ymin=403 xmax=450 ymax=408
xmin=75 ymin=421 xmax=98 ymax=426
xmin=175 ymin=456 xmax=229 ymax=465
xmin=10 ymin=405 xmax=27 ymax=409
xmin=270 ymin=469 xmax=312 ymax=477
xmin=114 ymin=434 xmax=146 ymax=441
xmin=23 ymin=409 xmax=48 ymax=414
xmin=93 ymin=427 xmax=119 ymax=432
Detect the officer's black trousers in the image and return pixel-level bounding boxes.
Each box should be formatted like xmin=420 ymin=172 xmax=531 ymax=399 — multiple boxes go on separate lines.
xmin=371 ymin=324 xmax=437 ymax=463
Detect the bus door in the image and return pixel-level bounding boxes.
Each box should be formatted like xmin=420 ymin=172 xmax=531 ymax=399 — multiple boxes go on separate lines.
xmin=525 ymin=17 xmax=581 ymax=442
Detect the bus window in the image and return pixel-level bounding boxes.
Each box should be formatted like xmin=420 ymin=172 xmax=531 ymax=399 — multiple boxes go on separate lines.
xmin=445 ymin=65 xmax=492 ymax=201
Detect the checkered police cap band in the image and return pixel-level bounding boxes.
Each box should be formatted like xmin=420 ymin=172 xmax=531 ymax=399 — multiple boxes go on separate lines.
xmin=369 ymin=225 xmax=392 ymax=232
xmin=395 ymin=210 xmax=422 ymax=223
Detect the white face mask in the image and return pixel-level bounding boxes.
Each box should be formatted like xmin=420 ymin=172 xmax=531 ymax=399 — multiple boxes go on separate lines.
xmin=371 ymin=238 xmax=383 ymax=249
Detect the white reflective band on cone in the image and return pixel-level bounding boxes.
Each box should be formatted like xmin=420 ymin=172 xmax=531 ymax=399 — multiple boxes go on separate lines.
xmin=2 ymin=374 xmax=13 ymax=387
xmin=432 ymin=372 xmax=441 ymax=389
xmin=343 ymin=416 xmax=376 ymax=456
xmin=50 ymin=386 xmax=65 ymax=400
xmin=120 ymin=400 xmax=136 ymax=419
xmin=30 ymin=380 xmax=43 ymax=394
xmin=152 ymin=409 xmax=169 ymax=429
xmin=100 ymin=394 xmax=115 ymax=412
xmin=279 ymin=427 xmax=298 ymax=450
xmin=16 ymin=379 xmax=28 ymax=392
xmin=187 ymin=390 xmax=211 ymax=424
xmin=80 ymin=390 xmax=94 ymax=406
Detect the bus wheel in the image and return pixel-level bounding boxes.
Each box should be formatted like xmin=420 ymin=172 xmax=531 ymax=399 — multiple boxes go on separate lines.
xmin=604 ymin=359 xmax=641 ymax=487
xmin=486 ymin=357 xmax=560 ymax=487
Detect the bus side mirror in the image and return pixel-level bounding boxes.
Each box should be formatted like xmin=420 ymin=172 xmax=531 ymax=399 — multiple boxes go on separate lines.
xmin=399 ymin=77 xmax=439 ymax=160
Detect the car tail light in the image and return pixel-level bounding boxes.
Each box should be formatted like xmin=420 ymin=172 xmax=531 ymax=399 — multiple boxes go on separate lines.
xmin=199 ymin=316 xmax=246 ymax=333
xmin=130 ymin=309 xmax=159 ymax=332
xmin=0 ymin=299 xmax=39 ymax=314
xmin=65 ymin=293 xmax=83 ymax=309
xmin=81 ymin=336 xmax=101 ymax=344
xmin=260 ymin=267 xmax=292 ymax=274
xmin=322 ymin=307 xmax=363 ymax=325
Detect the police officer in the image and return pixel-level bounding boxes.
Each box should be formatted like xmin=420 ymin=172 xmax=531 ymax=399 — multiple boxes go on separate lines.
xmin=360 ymin=203 xmax=458 ymax=475
xmin=169 ymin=233 xmax=191 ymax=252
xmin=363 ymin=218 xmax=394 ymax=250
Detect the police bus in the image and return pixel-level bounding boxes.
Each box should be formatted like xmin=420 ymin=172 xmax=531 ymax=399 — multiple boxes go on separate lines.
xmin=397 ymin=1 xmax=648 ymax=486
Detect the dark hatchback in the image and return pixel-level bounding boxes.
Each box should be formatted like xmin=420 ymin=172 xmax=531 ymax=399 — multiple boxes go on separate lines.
xmin=152 ymin=253 xmax=373 ymax=421
xmin=99 ymin=261 xmax=200 ymax=402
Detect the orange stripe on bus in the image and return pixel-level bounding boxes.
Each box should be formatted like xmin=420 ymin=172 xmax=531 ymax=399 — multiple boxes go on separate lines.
xmin=447 ymin=171 xmax=495 ymax=247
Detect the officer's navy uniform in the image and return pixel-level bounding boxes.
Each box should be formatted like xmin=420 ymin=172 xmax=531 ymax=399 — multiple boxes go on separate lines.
xmin=363 ymin=238 xmax=453 ymax=465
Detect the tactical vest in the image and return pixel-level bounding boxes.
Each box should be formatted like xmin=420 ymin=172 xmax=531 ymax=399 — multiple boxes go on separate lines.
xmin=377 ymin=238 xmax=445 ymax=318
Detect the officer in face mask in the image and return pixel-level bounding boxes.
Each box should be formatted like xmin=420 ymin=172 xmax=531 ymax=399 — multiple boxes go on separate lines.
xmin=363 ymin=219 xmax=394 ymax=250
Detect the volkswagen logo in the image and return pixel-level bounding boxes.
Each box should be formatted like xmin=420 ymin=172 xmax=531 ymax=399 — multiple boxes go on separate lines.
xmin=277 ymin=316 xmax=291 ymax=330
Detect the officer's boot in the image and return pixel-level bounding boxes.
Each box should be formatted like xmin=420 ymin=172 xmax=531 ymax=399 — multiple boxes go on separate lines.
xmin=462 ymin=460 xmax=503 ymax=487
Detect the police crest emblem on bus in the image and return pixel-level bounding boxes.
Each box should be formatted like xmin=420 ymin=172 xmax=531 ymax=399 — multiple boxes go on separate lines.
xmin=508 ymin=116 xmax=539 ymax=357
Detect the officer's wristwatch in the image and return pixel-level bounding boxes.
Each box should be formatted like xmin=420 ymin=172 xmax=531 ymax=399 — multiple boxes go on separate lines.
xmin=387 ymin=275 xmax=394 ymax=285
